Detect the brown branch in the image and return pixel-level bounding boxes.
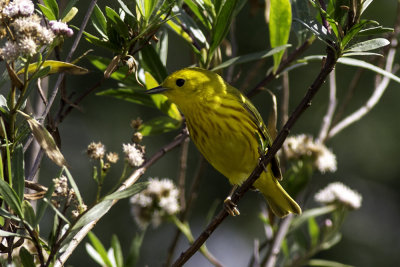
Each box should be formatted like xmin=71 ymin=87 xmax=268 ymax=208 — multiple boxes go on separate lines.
xmin=172 ymin=45 xmax=338 ymax=267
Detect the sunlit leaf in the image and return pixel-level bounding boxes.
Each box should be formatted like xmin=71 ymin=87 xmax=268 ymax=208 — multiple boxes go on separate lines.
xmin=72 ymin=200 xmax=113 ymax=230
xmin=183 ymin=0 xmax=212 ymax=29
xmin=38 ymin=4 xmax=56 ymax=21
xmin=104 ymin=182 xmax=148 ymax=200
xmin=140 ymin=45 xmax=168 ymax=83
xmin=43 ymin=0 xmax=59 ymax=19
xmin=17 ymin=60 xmax=88 ymax=76
xmin=61 ymin=0 xmax=78 ymax=21
xmin=62 ymin=7 xmax=78 ymax=23
xmin=111 ymin=235 xmax=123 ymax=267
xmin=92 ymin=4 xmax=108 ymax=38
xmin=0 ymin=179 xmax=23 ymax=218
xmin=345 ymin=38 xmax=389 ymax=52
xmin=18 ymin=111 xmax=67 ymax=167
xmin=88 ymin=232 xmax=113 ymax=267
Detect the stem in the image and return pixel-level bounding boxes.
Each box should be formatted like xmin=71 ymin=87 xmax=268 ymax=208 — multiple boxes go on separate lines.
xmin=317 ymin=69 xmax=337 ymax=142
xmin=177 ymin=136 xmax=190 ymax=210
xmin=172 ymin=45 xmax=337 ymax=267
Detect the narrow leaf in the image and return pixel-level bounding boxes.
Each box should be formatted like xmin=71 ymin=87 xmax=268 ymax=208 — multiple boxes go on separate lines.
xmin=308 ymin=259 xmax=354 ymax=267
xmin=92 ymin=4 xmax=108 ymax=38
xmin=43 ymin=198 xmax=70 ymax=224
xmin=62 ymin=7 xmax=78 ymax=23
xmin=308 ymin=216 xmax=320 ymax=247
xmin=17 ymin=60 xmax=88 ymax=76
xmin=61 ymin=0 xmax=78 ymax=21
xmin=140 ymin=45 xmax=168 ymax=83
xmin=86 ymin=243 xmax=106 ymax=266
xmin=22 ymin=200 xmax=36 ymax=229
xmin=290 ymin=205 xmax=336 ymax=232
xmin=0 ymin=179 xmax=23 ymax=218
xmin=12 ymin=144 xmax=24 ymax=202
xmin=269 ymin=0 xmax=292 ymax=73
xmin=212 ymin=45 xmax=290 ymax=71
xmin=0 ymin=229 xmax=28 ymax=238
xmin=63 ymin=167 xmax=83 ymax=206
xmin=72 ymin=200 xmax=113 ymax=230
xmin=104 ymin=182 xmax=148 ymax=200
xmin=34 ymin=181 xmax=55 ymax=226
xmin=88 ymin=232 xmax=113 ymax=267
xmin=138 ymin=116 xmax=182 ymax=136
xmin=105 ymin=6 xmax=130 ymax=39
xmin=18 ymin=111 xmax=67 ymax=167
xmin=125 ymin=231 xmax=146 ymax=267
xmin=43 ymin=0 xmax=59 ymax=19
xmin=38 ymin=4 xmax=57 ymax=21
xmin=98 ymin=88 xmax=155 ymax=107
xmin=345 ymin=38 xmax=389 ymax=52
xmin=111 ymin=235 xmax=123 ymax=267
xmin=183 ymin=0 xmax=212 ymax=29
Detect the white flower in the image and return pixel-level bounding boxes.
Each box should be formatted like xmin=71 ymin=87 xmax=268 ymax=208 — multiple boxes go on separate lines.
xmin=18 ymin=37 xmax=36 ymax=56
xmin=87 ymin=142 xmax=105 ymax=159
xmin=123 ymin=143 xmax=144 ymax=167
xmin=282 ymin=134 xmax=337 ymax=173
xmin=49 ymin=20 xmax=74 ymax=37
xmin=314 ymin=182 xmax=362 ymax=210
xmin=130 ymin=178 xmax=180 ymax=228
xmin=0 ymin=41 xmax=20 ymax=61
xmin=3 ymin=0 xmax=34 ymax=18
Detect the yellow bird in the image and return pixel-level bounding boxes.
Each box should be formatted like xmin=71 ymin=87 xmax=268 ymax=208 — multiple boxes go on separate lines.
xmin=147 ymin=67 xmax=301 ymax=217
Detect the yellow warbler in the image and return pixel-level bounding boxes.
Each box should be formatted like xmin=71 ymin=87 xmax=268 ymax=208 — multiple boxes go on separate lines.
xmin=147 ymin=67 xmax=301 ymax=217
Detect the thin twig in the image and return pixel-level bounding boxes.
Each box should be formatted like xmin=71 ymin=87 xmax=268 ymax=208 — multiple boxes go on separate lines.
xmin=172 ymin=46 xmax=337 ymax=267
xmin=318 ymin=69 xmax=337 ymax=142
xmin=53 ymin=132 xmax=188 ymax=267
xmin=263 ymin=215 xmax=293 ymax=267
xmin=178 ymin=135 xmax=190 ymax=210
xmin=328 ymin=41 xmax=397 ymax=139
xmin=281 ymin=70 xmax=290 ymax=128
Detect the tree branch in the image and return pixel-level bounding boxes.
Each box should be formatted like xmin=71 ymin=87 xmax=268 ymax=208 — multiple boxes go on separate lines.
xmin=172 ymin=46 xmax=338 ymax=267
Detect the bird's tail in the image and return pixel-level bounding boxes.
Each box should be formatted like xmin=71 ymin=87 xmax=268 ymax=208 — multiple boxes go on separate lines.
xmin=254 ymin=172 xmax=301 ymax=218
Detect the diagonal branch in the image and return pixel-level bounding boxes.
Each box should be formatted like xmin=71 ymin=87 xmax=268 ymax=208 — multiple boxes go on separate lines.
xmin=172 ymin=46 xmax=338 ymax=267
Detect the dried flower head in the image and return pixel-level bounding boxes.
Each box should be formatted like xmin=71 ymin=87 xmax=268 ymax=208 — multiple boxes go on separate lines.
xmin=53 ymin=175 xmax=68 ymax=196
xmin=130 ymin=117 xmax=143 ymax=130
xmin=87 ymin=142 xmax=105 ymax=160
xmin=130 ymin=178 xmax=180 ymax=228
xmin=282 ymin=134 xmax=337 ymax=173
xmin=314 ymin=182 xmax=362 ymax=210
xmin=49 ymin=20 xmax=73 ymax=37
xmin=132 ymin=132 xmax=143 ymax=143
xmin=106 ymin=152 xmax=119 ymax=163
xmin=123 ymin=143 xmax=145 ymax=167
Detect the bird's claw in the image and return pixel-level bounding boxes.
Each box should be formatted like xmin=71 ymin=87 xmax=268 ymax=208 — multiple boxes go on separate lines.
xmin=224 ymin=196 xmax=240 ymax=216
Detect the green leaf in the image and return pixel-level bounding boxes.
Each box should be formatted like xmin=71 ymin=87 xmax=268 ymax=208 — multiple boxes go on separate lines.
xmin=320 ymin=232 xmax=342 ymax=250
xmin=19 ymin=247 xmax=36 ymax=267
xmin=290 ymin=205 xmax=336 ymax=233
xmin=104 ymin=182 xmax=148 ymax=200
xmin=43 ymin=0 xmax=59 ymax=19
xmin=44 ymin=198 xmax=70 ymax=224
xmin=22 ymin=200 xmax=36 ymax=229
xmin=0 ymin=207 xmax=22 ymax=222
xmin=361 ymin=0 xmax=373 ymax=14
xmin=342 ymin=52 xmax=383 ymax=57
xmin=125 ymin=231 xmax=146 ymax=267
xmin=38 ymin=4 xmax=57 ymax=21
xmin=12 ymin=144 xmax=24 ymax=202
xmin=98 ymin=88 xmax=156 ymax=108
xmin=144 ymin=0 xmax=158 ymax=21
xmin=139 ymin=116 xmax=182 ymax=136
xmin=140 ymin=45 xmax=168 ymax=83
xmin=183 ymin=0 xmax=212 ymax=29
xmin=209 ymin=0 xmax=239 ymax=57
xmin=118 ymin=0 xmax=135 ymax=18
xmin=111 ymin=235 xmax=124 ymax=267
xmin=0 ymin=179 xmax=23 ymax=218
xmin=358 ymin=26 xmax=393 ymax=36
xmin=308 ymin=216 xmax=319 ymax=247
xmin=18 ymin=111 xmax=67 ymax=167
xmin=308 ymin=259 xmax=354 ymax=267
xmin=212 ymin=45 xmax=290 ymax=71
xmin=88 ymin=232 xmax=113 ymax=267
xmin=269 ymin=0 xmax=292 ymax=73
xmin=61 ymin=0 xmax=78 ymax=21
xmin=72 ymin=200 xmax=113 ymax=230
xmin=340 ymin=20 xmax=377 ymax=49
xmin=17 ymin=60 xmax=88 ymax=76
xmin=0 ymin=229 xmax=28 ymax=238
xmin=105 ymin=6 xmax=130 ymax=39
xmin=345 ymin=38 xmax=389 ymax=52
xmin=34 ymin=181 xmax=55 ymax=226
xmin=63 ymin=167 xmax=83 ymax=206
xmin=92 ymin=4 xmax=108 ymax=39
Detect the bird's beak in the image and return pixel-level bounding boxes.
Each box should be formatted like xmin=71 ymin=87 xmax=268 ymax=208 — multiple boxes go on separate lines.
xmin=146 ymin=86 xmax=168 ymax=94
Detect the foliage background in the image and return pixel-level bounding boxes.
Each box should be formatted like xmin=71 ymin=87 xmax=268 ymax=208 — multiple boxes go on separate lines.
xmin=26 ymin=0 xmax=400 ymax=266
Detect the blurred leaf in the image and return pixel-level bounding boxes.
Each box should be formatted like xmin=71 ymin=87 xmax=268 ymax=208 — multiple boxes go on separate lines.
xmin=43 ymin=198 xmax=70 ymax=224
xmin=308 ymin=216 xmax=319 ymax=247
xmin=308 ymin=259 xmax=354 ymax=267
xmin=105 ymin=6 xmax=130 ymax=39
xmin=361 ymin=0 xmax=373 ymax=14
xmin=98 ymin=88 xmax=155 ymax=108
xmin=138 ymin=116 xmax=181 ymax=136
xmin=19 ymin=247 xmax=36 ymax=267
xmin=157 ymin=29 xmax=168 ymax=66
xmin=0 ymin=94 xmax=9 ymax=114
xmin=17 ymin=60 xmax=88 ymax=76
xmin=125 ymin=231 xmax=146 ymax=267
xmin=104 ymin=182 xmax=148 ymax=200
xmin=111 ymin=235 xmax=123 ymax=267
xmin=92 ymin=4 xmax=108 ymax=38
xmin=63 ymin=167 xmax=83 ymax=206
xmin=209 ymin=0 xmax=239 ymax=57
xmin=34 ymin=181 xmax=55 ymax=226
xmin=140 ymin=45 xmax=168 ymax=83
xmin=12 ymin=144 xmax=24 ymax=202
xmin=18 ymin=111 xmax=67 ymax=167
xmin=345 ymin=38 xmax=389 ymax=52
xmin=61 ymin=0 xmax=78 ymax=21
xmin=22 ymin=200 xmax=36 ymax=229
xmin=183 ymin=0 xmax=212 ymax=29
xmin=43 ymin=0 xmax=59 ymax=19
xmin=0 ymin=179 xmax=23 ymax=218
xmin=38 ymin=4 xmax=56 ymax=21
xmin=290 ymin=205 xmax=336 ymax=233
xmin=144 ymin=0 xmax=158 ymax=21
xmin=321 ymin=232 xmax=342 ymax=250
xmin=166 ymin=20 xmax=193 ymax=44
xmin=118 ymin=0 xmax=135 ymax=18
xmin=72 ymin=200 xmax=113 ymax=230
xmin=86 ymin=242 xmax=106 ymax=266
xmin=269 ymin=0 xmax=292 ymax=73
xmin=0 ymin=229 xmax=27 ymax=237
xmin=0 ymin=207 xmax=22 ymax=222
xmin=88 ymin=232 xmax=113 ymax=267
xmin=212 ymin=45 xmax=290 ymax=71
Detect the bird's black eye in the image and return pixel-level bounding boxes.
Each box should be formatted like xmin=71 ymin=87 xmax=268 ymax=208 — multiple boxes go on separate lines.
xmin=176 ymin=78 xmax=185 ymax=87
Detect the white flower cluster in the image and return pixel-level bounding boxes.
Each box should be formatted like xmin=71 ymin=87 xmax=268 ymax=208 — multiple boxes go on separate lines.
xmin=314 ymin=182 xmax=362 ymax=210
xmin=87 ymin=142 xmax=106 ymax=160
xmin=282 ymin=134 xmax=337 ymax=173
xmin=3 ymin=0 xmax=34 ymax=18
xmin=53 ymin=175 xmax=68 ymax=196
xmin=130 ymin=178 xmax=180 ymax=228
xmin=123 ymin=143 xmax=145 ymax=167
xmin=49 ymin=20 xmax=73 ymax=37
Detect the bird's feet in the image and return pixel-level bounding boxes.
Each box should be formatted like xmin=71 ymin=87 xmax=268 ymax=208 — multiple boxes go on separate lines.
xmin=224 ymin=196 xmax=240 ymax=216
